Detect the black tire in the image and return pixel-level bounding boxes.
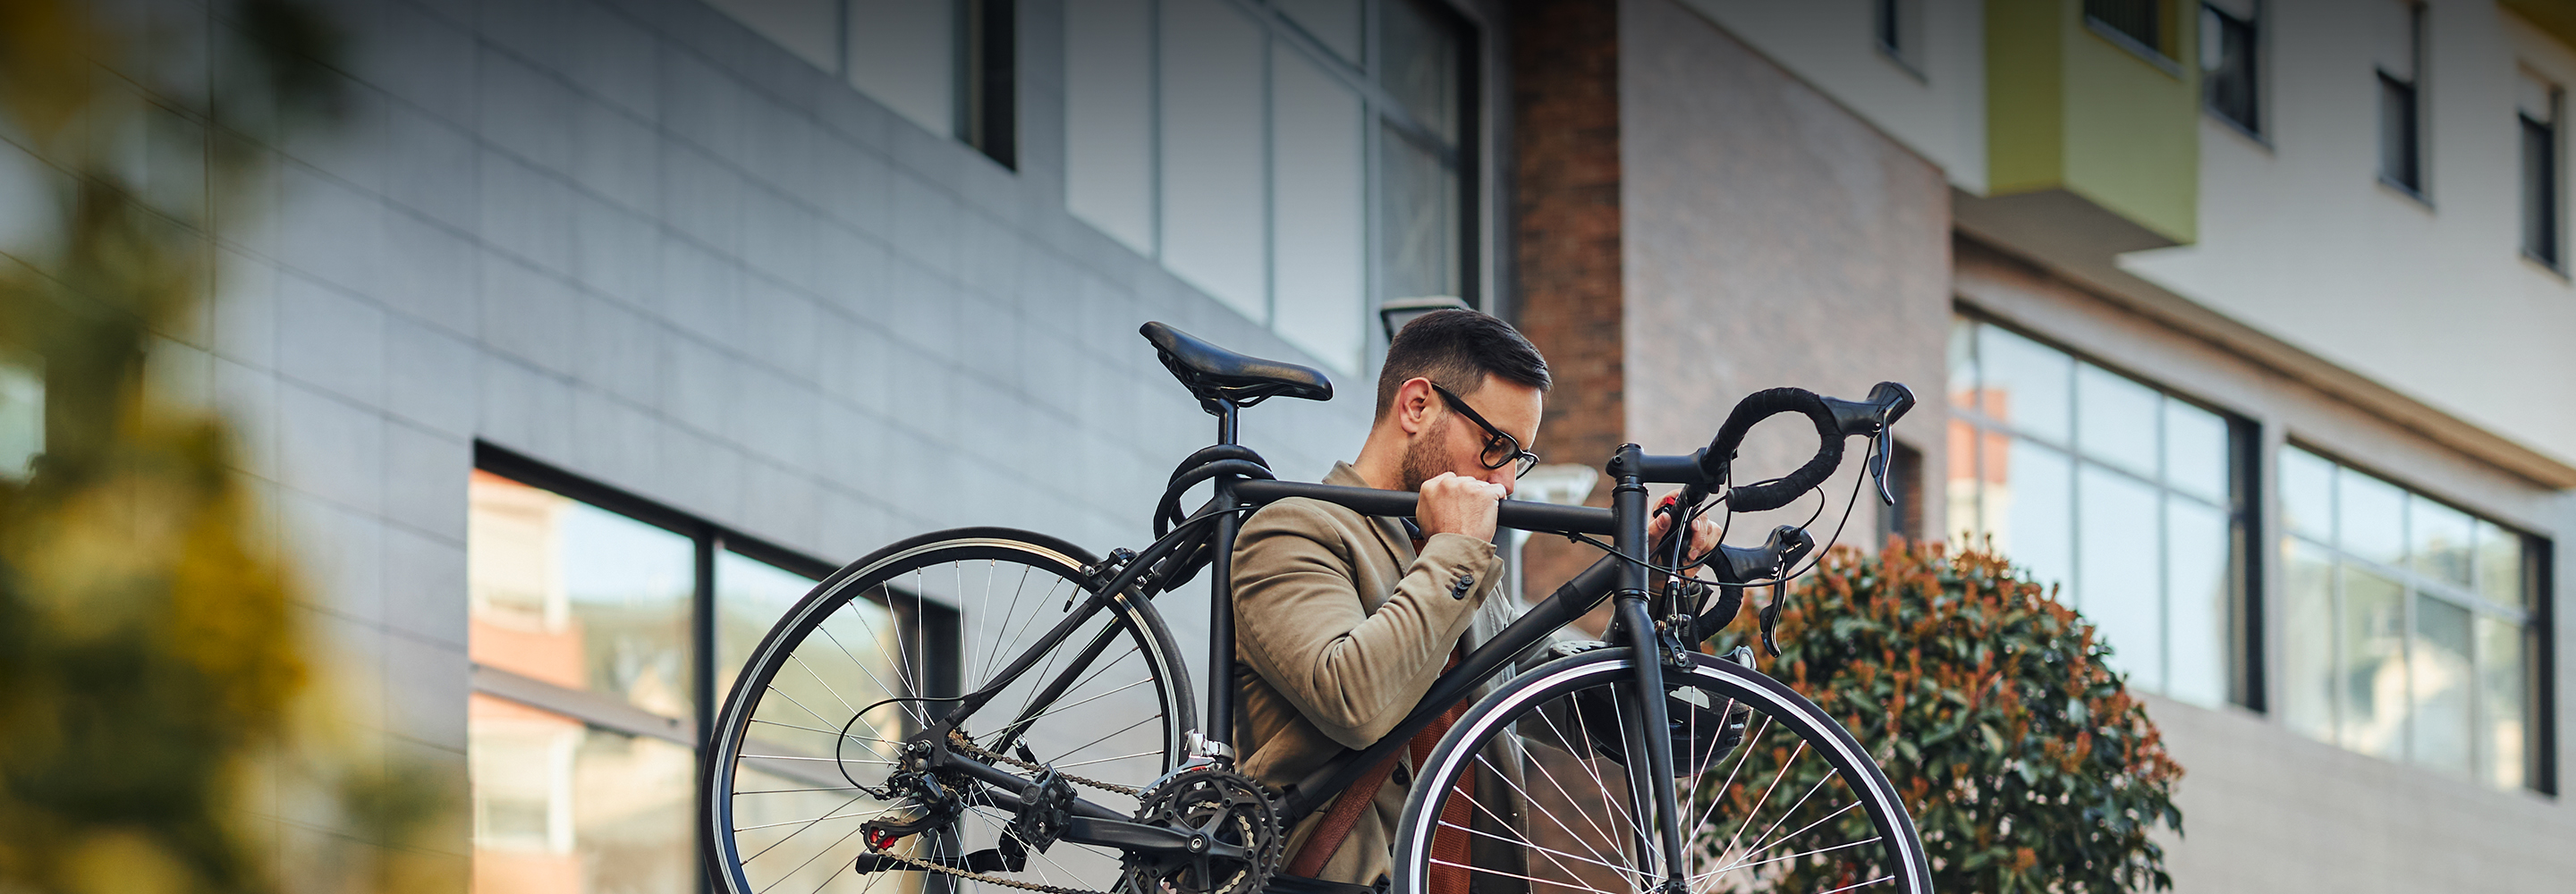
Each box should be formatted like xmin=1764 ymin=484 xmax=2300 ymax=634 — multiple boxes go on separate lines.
xmin=1392 ymin=649 xmax=1930 ymax=894
xmin=705 ymin=527 xmax=1196 ymax=894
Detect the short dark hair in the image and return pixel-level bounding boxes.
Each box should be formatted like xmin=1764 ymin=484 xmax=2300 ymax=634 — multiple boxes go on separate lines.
xmin=1374 ymin=309 xmax=1551 ymax=418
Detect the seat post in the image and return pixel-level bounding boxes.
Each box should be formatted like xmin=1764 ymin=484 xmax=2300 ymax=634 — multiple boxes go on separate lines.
xmin=1205 ymin=395 xmax=1242 ymax=760
xmin=1212 ymin=398 xmax=1240 ymax=445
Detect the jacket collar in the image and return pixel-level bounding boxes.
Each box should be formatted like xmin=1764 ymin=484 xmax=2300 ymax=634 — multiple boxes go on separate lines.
xmin=1326 ymin=460 xmax=1417 ymax=565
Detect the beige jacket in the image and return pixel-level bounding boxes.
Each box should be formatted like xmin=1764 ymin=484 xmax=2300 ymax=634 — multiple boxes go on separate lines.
xmin=1231 ymin=462 xmax=1529 ymax=888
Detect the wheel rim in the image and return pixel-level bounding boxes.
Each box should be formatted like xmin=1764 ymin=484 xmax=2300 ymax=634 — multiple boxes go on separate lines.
xmin=709 ymin=537 xmax=1189 ymax=894
xmin=1396 ymin=652 xmax=1928 ymax=894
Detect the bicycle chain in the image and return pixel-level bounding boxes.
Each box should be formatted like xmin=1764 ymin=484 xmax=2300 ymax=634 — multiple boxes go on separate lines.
xmin=946 ymin=730 xmax=1143 ymax=797
xmin=860 ymin=849 xmax=1108 ymax=894
xmin=843 ymin=733 xmax=1138 ymax=894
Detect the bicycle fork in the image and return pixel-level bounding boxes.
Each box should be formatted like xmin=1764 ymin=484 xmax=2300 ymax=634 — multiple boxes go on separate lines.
xmin=1609 ymin=445 xmax=1692 ymax=894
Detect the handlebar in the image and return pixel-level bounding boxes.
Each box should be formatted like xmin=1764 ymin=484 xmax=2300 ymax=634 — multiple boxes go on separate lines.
xmin=1692 ymin=381 xmax=1916 ymax=511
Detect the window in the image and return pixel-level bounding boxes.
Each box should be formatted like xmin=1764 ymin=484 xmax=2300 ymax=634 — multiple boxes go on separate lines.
xmin=1874 ymin=0 xmax=1923 ymax=71
xmin=2276 ymin=447 xmax=2549 ymax=792
xmin=0 ymin=350 xmax=38 ymax=478
xmin=2377 ymin=1 xmax=2424 ymax=194
xmin=2201 ymin=1 xmax=2259 ymax=136
xmin=1947 ymin=318 xmax=2250 ymax=710
xmin=707 ymin=0 xmax=1018 ymax=167
xmin=2521 ymin=72 xmax=2561 ymax=268
xmin=2086 ymin=0 xmax=2172 ymax=59
xmin=466 ymin=445 xmax=877 ymax=893
xmin=1065 ymin=0 xmax=1476 ymax=375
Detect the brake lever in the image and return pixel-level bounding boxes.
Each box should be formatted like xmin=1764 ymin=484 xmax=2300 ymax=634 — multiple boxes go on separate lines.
xmin=1868 ymin=429 xmax=1895 ymax=506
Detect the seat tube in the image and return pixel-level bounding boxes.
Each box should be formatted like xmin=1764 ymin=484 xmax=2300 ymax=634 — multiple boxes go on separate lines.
xmin=1608 ymin=444 xmax=1687 ymax=888
xmin=1203 ymin=400 xmax=1241 ymax=761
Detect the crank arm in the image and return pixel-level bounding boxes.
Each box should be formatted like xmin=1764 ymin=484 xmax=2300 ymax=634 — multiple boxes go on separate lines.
xmin=1063 ymin=816 xmax=1253 ymax=862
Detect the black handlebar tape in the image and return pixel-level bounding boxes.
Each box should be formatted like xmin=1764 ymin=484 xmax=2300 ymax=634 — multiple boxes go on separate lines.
xmin=1702 ymin=387 xmax=1845 ymax=513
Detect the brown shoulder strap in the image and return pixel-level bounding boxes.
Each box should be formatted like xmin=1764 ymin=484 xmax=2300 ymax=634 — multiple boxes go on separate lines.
xmin=1284 ymin=749 xmax=1404 ymax=878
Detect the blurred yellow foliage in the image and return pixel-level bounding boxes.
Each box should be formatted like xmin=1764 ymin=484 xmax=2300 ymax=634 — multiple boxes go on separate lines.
xmin=0 ymin=1 xmax=445 ymax=892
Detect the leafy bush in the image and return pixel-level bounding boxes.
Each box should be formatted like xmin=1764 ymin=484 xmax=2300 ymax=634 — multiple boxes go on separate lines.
xmin=0 ymin=4 xmax=445 ymax=893
xmin=1696 ymin=539 xmax=2184 ymax=893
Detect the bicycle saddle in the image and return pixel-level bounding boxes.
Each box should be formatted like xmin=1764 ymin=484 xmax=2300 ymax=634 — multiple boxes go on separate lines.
xmin=1140 ymin=322 xmax=1334 ymax=408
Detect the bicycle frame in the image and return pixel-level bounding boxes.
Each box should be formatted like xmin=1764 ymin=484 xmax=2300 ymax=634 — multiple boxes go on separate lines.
xmin=912 ymin=399 xmax=1717 ymax=888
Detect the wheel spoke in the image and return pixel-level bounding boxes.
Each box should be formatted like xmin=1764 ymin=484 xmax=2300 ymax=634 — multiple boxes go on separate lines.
xmin=1392 ymin=662 xmax=1918 ymax=894
xmin=715 ymin=542 xmax=1183 ymax=894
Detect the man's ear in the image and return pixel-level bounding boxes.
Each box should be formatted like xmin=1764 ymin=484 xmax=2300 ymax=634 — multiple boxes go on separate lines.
xmin=1394 ymin=377 xmax=1437 ymax=436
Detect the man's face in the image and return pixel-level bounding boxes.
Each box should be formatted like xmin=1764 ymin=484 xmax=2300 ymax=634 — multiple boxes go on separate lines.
xmin=1398 ymin=374 xmax=1545 ymax=496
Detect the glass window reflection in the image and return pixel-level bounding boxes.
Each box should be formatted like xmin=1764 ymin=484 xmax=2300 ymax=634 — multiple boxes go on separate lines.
xmin=2338 ymin=566 xmax=2407 ymax=758
xmin=470 ymin=471 xmax=697 ymax=719
xmin=1975 ymin=325 xmax=2071 ymax=443
xmin=470 ymin=698 xmax=696 ymax=894
xmin=2279 ymin=446 xmax=2544 ymax=791
xmin=2280 ymin=542 xmax=2336 ymax=743
xmin=2277 ymin=447 xmax=2335 ymax=539
xmin=715 ymin=551 xmax=826 ymax=698
xmin=2163 ymin=400 xmax=2230 ymax=504
xmin=1949 ymin=318 xmax=2244 ymax=710
xmin=2410 ymin=499 xmax=2474 ymax=589
xmin=2077 ymin=466 xmax=2162 ymax=688
xmin=2336 ymin=468 xmax=2407 ymax=568
xmin=2075 ymin=365 xmax=2159 ymax=477
xmin=2477 ymin=615 xmax=2528 ymax=790
xmin=2411 ymin=595 xmax=2474 ymax=775
xmin=2165 ymin=496 xmax=2232 ymax=708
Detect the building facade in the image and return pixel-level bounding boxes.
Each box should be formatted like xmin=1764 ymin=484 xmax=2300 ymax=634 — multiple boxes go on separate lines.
xmin=3 ymin=0 xmax=2566 ymax=890
xmin=1513 ymin=0 xmax=2575 ymax=890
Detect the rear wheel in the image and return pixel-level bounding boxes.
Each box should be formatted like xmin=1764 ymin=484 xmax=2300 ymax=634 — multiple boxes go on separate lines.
xmin=1391 ymin=649 xmax=1929 ymax=894
xmin=705 ymin=528 xmax=1195 ymax=894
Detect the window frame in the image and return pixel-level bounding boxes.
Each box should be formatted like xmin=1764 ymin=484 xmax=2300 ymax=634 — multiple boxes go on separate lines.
xmin=2273 ymin=442 xmax=2555 ymax=794
xmin=2377 ymin=0 xmax=2428 ymax=200
xmin=1872 ymin=0 xmax=1927 ymax=79
xmin=2199 ymin=0 xmax=2263 ymax=140
xmin=467 ymin=442 xmax=903 ymax=891
xmin=2521 ymin=74 xmax=2563 ymax=271
xmin=2083 ymin=0 xmax=2187 ymax=74
xmin=1061 ymin=0 xmax=1491 ymax=374
xmin=1947 ymin=315 xmax=2263 ymax=711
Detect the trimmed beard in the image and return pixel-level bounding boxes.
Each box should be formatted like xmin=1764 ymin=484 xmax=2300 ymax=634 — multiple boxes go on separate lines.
xmin=1398 ymin=416 xmax=1453 ymax=493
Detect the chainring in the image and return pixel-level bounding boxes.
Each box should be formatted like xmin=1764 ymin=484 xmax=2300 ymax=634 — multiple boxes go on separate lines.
xmin=1118 ymin=768 xmax=1283 ymax=894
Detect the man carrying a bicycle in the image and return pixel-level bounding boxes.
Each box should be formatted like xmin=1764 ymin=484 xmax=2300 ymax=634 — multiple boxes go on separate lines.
xmin=1231 ymin=310 xmax=1718 ymax=890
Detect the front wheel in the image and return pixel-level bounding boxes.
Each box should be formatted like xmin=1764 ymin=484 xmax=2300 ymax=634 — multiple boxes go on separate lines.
xmin=1392 ymin=649 xmax=1930 ymax=894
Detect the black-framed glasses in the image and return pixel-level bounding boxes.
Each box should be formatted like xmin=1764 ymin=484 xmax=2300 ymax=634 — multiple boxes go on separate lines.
xmin=1429 ymin=383 xmax=1540 ymax=477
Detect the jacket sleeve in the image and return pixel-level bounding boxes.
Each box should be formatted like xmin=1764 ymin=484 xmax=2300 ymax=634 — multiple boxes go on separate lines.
xmin=1231 ymin=500 xmax=1499 ymax=749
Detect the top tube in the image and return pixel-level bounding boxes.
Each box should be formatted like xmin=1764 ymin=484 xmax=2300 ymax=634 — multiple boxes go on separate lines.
xmin=1229 ymin=478 xmax=1614 ymax=536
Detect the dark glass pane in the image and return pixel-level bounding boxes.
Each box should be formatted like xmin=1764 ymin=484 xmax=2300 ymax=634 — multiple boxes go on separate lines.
xmin=2380 ymin=73 xmax=2420 ymax=190
xmin=2203 ymin=5 xmax=2259 ymax=132
xmin=1877 ymin=0 xmax=1902 ymax=53
xmin=1381 ymin=124 xmax=1460 ymax=302
xmin=2086 ymin=0 xmax=2163 ymax=53
xmin=1380 ymin=0 xmax=1462 ymax=146
xmin=2524 ymin=114 xmax=2558 ymax=265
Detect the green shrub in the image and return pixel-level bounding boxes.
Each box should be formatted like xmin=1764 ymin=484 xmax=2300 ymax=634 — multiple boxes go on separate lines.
xmin=1694 ymin=539 xmax=2184 ymax=893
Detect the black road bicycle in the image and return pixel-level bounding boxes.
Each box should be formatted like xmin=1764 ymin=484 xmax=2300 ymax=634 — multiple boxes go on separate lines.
xmin=702 ymin=323 xmax=1930 ymax=894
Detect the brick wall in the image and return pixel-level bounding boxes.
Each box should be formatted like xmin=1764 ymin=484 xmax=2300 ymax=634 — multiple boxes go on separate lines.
xmin=1510 ymin=0 xmax=1625 ymax=604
